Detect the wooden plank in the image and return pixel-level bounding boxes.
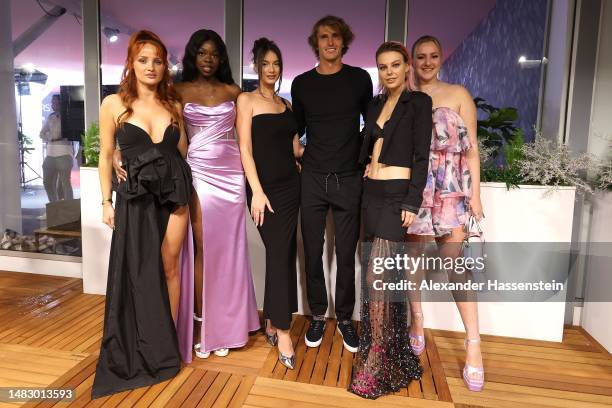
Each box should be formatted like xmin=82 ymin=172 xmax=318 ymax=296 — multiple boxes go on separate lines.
xmin=164 ymin=368 xmax=206 ymax=408
xmin=195 ymin=371 xmax=231 ymax=407
xmin=181 ymin=370 xmax=218 ymax=406
xmin=281 ymin=317 xmax=309 ymax=382
xmin=309 ymin=320 xmax=336 ymax=385
xmin=149 ymin=367 xmax=193 ymax=407
xmin=407 ymin=378 xmax=423 ymax=398
xmin=9 ymin=296 xmax=98 ymax=345
xmin=438 ymin=346 xmax=612 ymax=374
xmin=424 ymin=329 xmax=452 ymax=403
xmin=0 ymin=288 xmax=87 ymax=342
xmin=430 ymin=328 xmax=598 ymax=352
xmin=419 ymin=347 xmax=439 ymax=400
xmin=441 ymin=360 xmax=612 ymax=395
xmin=336 ymin=342 xmax=354 ymax=388
xmin=323 ymin=323 xmax=344 ymax=387
xmin=115 ymin=388 xmax=148 ymax=407
xmin=132 ymin=378 xmax=172 ymax=408
xmin=434 ymin=337 xmax=612 ymax=364
xmin=227 ymin=375 xmax=256 ymax=408
xmin=210 ymin=373 xmax=242 ymax=408
xmin=249 ymin=377 xmax=453 ymax=408
xmin=448 ymin=378 xmax=612 ymax=408
xmin=447 ymin=377 xmax=612 ymax=405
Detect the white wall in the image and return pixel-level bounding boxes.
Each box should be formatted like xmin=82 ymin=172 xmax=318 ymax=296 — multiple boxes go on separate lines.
xmin=581 ymin=0 xmax=612 ymax=353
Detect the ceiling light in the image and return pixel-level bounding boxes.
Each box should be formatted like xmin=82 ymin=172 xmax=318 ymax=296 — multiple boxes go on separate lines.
xmin=518 ymin=55 xmax=548 ymax=68
xmin=103 ymin=27 xmax=120 ymax=43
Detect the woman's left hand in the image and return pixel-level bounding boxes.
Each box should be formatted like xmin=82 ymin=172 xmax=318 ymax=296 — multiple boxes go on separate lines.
xmin=401 ymin=210 xmax=416 ymax=228
xmin=469 ymin=196 xmax=484 ymax=221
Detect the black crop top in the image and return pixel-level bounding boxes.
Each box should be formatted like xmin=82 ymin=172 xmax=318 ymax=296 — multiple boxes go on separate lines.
xmin=359 ymin=91 xmax=433 ymax=213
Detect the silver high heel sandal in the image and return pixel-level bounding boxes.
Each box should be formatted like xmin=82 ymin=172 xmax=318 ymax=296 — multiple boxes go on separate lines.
xmin=264 ymin=319 xmax=278 ymax=346
xmin=276 ymin=332 xmax=295 ymax=370
xmin=278 ymin=352 xmax=295 ymax=369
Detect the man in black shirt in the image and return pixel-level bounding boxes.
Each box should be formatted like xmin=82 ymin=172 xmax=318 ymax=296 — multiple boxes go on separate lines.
xmin=291 ymin=15 xmax=373 ymax=353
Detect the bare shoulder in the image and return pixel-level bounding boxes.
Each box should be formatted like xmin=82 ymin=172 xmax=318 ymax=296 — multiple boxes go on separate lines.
xmin=100 ymin=94 xmax=123 ymax=118
xmin=448 ymin=83 xmax=473 ymax=101
xmin=236 ymin=91 xmax=254 ymax=108
xmin=101 ymin=93 xmax=120 ymax=109
xmin=227 ymin=83 xmax=242 ymax=100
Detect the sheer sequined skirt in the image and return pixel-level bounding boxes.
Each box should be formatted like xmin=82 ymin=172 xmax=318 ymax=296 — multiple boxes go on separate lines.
xmin=349 ymin=181 xmax=423 ymax=399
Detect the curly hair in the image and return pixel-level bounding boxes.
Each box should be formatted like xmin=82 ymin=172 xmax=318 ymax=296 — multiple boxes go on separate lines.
xmin=308 ymin=15 xmax=354 ymax=59
xmin=117 ymin=30 xmax=181 ymax=127
xmin=181 ymin=29 xmax=234 ymax=84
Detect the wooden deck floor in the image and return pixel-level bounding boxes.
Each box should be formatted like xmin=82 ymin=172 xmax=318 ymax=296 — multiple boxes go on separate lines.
xmin=1 ymin=272 xmax=611 ymax=407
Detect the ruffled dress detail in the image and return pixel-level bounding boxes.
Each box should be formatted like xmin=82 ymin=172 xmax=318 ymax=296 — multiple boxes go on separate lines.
xmin=407 ymin=107 xmax=472 ymax=237
xmin=92 ymin=123 xmax=192 ymax=399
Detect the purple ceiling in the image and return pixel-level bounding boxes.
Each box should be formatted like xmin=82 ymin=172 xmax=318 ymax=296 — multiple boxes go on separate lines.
xmin=243 ymin=0 xmax=386 ymax=80
xmin=99 ymin=0 xmax=224 ymax=68
xmin=11 ymin=0 xmax=497 ymax=83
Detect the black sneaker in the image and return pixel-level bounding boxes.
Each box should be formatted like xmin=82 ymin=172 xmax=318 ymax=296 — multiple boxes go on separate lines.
xmin=305 ymin=317 xmax=326 ymax=347
xmin=337 ymin=320 xmax=359 ymax=353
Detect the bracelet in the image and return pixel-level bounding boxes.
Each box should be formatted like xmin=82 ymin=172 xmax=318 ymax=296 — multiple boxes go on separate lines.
xmin=101 ymin=198 xmax=113 ymax=205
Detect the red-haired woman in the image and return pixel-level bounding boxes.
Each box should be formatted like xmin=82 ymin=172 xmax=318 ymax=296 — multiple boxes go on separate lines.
xmin=92 ymin=30 xmax=192 ymax=398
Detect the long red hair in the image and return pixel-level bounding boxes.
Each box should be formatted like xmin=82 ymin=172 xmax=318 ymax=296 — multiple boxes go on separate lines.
xmin=117 ymin=30 xmax=181 ymax=126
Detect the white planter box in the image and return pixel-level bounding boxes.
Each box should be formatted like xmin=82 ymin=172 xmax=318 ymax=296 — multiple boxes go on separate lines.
xmin=581 ymin=191 xmax=612 ymax=353
xmin=421 ymin=182 xmax=576 ymax=342
xmin=80 ymin=167 xmax=112 ymax=294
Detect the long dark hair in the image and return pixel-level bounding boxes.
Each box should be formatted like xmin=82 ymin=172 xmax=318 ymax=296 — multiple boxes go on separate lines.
xmin=252 ymin=37 xmax=283 ymax=95
xmin=181 ymin=29 xmax=234 ymax=84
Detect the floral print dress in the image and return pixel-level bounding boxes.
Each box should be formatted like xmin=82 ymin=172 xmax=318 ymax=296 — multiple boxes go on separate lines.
xmin=407 ymin=107 xmax=472 ymax=237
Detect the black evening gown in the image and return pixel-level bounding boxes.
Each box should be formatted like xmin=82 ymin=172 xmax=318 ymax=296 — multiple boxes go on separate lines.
xmin=91 ymin=122 xmax=192 ymax=399
xmin=246 ymin=103 xmax=300 ymax=331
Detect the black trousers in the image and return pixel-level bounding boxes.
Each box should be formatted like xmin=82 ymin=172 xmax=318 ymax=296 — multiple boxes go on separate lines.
xmin=300 ymin=168 xmax=362 ymax=321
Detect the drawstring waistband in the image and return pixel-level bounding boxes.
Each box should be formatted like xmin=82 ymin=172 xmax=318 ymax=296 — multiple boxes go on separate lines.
xmin=324 ymin=172 xmax=340 ymax=193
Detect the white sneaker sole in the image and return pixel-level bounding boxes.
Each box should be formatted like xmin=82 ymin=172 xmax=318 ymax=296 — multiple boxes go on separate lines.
xmin=337 ymin=326 xmax=359 ymax=353
xmin=304 ymin=323 xmax=325 ymax=347
xmin=214 ymin=348 xmax=229 ymax=357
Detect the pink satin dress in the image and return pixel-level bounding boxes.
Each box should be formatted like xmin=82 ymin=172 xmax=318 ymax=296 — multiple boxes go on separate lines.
xmin=177 ymin=101 xmax=260 ymax=361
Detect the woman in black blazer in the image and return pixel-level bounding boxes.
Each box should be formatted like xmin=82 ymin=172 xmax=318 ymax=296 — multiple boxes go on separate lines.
xmin=348 ymin=41 xmax=432 ymax=399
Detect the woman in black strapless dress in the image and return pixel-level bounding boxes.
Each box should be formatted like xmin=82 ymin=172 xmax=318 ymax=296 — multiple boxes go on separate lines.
xmin=237 ymin=38 xmax=303 ymax=369
xmin=92 ymin=31 xmax=192 ymax=399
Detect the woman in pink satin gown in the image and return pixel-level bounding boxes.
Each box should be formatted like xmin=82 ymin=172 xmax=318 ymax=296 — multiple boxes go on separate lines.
xmin=175 ymin=29 xmax=260 ymax=361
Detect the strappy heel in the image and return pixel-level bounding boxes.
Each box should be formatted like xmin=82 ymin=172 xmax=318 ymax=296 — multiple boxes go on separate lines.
xmin=193 ymin=313 xmax=210 ymax=359
xmin=463 ymin=338 xmax=485 ymax=391
xmin=409 ymin=312 xmax=426 ymax=356
xmin=193 ymin=313 xmax=230 ymax=358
